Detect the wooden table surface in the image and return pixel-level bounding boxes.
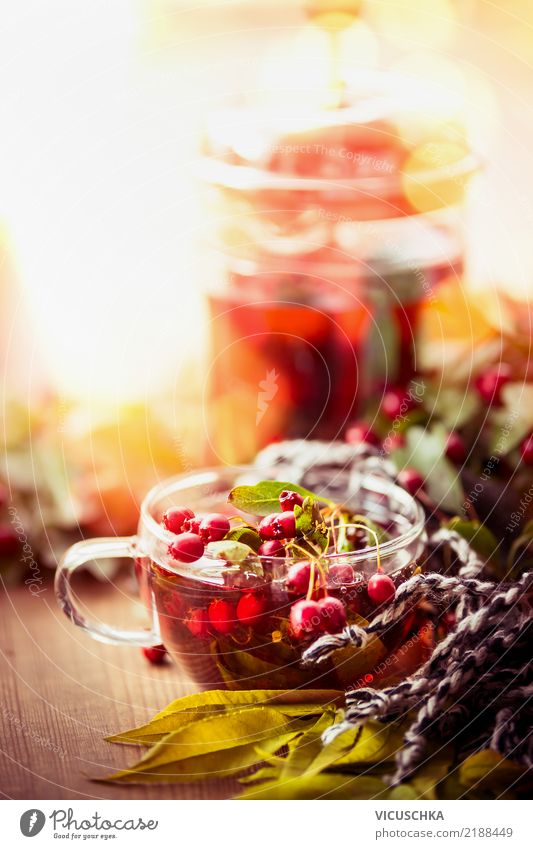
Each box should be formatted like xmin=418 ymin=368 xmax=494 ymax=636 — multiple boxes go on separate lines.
xmin=0 ymin=574 xmax=236 ymax=800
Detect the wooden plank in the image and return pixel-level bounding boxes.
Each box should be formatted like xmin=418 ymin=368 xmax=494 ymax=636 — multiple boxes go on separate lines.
xmin=0 ymin=577 xmax=238 ymax=799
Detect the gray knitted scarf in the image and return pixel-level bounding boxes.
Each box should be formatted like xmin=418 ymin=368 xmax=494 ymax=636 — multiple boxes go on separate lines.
xmin=255 ymin=439 xmax=533 ymax=785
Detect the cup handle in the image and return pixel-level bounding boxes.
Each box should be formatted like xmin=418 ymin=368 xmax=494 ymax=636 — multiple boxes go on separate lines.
xmin=55 ymin=536 xmax=161 ymax=647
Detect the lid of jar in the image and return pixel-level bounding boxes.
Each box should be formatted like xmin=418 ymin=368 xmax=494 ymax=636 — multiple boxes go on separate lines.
xmin=199 ymin=70 xmax=480 ymax=218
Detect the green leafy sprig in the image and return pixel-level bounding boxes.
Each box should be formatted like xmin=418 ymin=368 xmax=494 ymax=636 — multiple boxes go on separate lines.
xmin=99 ymin=690 xmax=531 ymax=799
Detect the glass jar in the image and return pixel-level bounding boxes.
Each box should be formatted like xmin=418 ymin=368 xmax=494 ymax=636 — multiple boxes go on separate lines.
xmin=200 ymin=71 xmax=479 ymax=461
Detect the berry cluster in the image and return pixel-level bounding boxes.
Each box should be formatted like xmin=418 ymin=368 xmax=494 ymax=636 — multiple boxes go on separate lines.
xmin=151 ymin=487 xmax=398 ymax=655
xmin=163 ymin=508 xmax=230 ymax=563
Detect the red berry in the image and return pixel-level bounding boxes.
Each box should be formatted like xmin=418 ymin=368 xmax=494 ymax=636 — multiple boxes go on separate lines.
xmin=445 ymin=431 xmax=467 ymax=464
xmin=162 ymin=506 xmax=194 ymax=534
xmin=199 ymin=513 xmax=230 ymax=543
xmin=208 ymin=598 xmax=237 ymax=634
xmin=286 ymin=561 xmax=311 ymax=596
xmin=381 ymin=387 xmax=416 ymax=420
xmin=520 ymin=433 xmax=533 ymax=465
xmin=183 ymin=516 xmax=201 ymax=534
xmin=367 ymin=573 xmax=396 ymax=605
xmin=236 ymin=593 xmax=267 ymax=625
xmin=289 ymin=599 xmax=323 ymax=640
xmin=0 ymin=526 xmax=20 ymax=558
xmin=442 ymin=611 xmax=456 ymax=631
xmin=259 ymin=511 xmax=296 ymax=540
xmin=328 ymin=563 xmax=354 ymax=587
xmin=279 ymin=489 xmax=304 ymax=511
xmin=345 ymin=422 xmax=380 ymax=447
xmin=258 ymin=540 xmax=286 ymax=558
xmin=142 ymin=644 xmax=167 ymax=665
xmin=318 ymin=596 xmax=347 ymax=633
xmin=397 ymin=468 xmax=425 ymax=495
xmin=168 ymin=532 xmax=204 ymax=563
xmin=386 ymin=432 xmax=406 ymax=451
xmin=186 ymin=608 xmax=210 ymax=638
xmin=474 ymin=364 xmax=511 ymax=406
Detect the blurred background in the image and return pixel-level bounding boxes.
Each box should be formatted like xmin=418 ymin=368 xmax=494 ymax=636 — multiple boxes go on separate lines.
xmin=1 ymin=0 xmax=533 ymax=575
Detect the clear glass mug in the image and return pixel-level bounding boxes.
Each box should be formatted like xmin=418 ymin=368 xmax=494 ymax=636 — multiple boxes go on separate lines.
xmin=55 ymin=465 xmax=426 ymax=690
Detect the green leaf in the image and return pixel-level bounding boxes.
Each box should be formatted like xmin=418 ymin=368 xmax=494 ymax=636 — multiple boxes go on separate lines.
xmin=334 ymin=512 xmax=390 ymax=553
xmin=102 ymin=707 xmax=307 ymax=783
xmin=206 ymin=540 xmax=255 ymax=562
xmin=446 ymin=517 xmax=499 ymax=564
xmin=391 ymin=425 xmax=464 ymax=513
xmin=228 ymin=481 xmax=334 ymax=517
xmin=107 ymin=689 xmax=342 ymax=745
xmin=507 ymin=518 xmax=533 ymax=577
xmin=410 ymin=749 xmax=455 ymax=800
xmin=224 ymin=526 xmax=262 ymax=552
xmin=107 ymin=707 xmax=221 ymax=746
xmin=328 ymin=634 xmax=388 ymax=689
xmin=457 ymin=750 xmax=532 ymax=799
xmin=423 ymin=385 xmax=481 ymax=431
xmin=387 ymin=784 xmax=418 ymax=799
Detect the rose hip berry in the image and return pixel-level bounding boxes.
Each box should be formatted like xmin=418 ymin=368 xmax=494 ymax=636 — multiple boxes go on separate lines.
xmin=381 ymin=387 xmax=416 ymax=420
xmin=258 ymin=540 xmax=286 ymax=558
xmin=183 ymin=516 xmax=201 ymax=534
xmin=185 ymin=607 xmax=209 ymax=639
xmin=397 ymin=468 xmax=425 ymax=495
xmin=237 ymin=593 xmax=267 ymax=625
xmin=328 ymin=563 xmax=354 ymax=587
xmin=199 ymin=513 xmax=230 ymax=543
xmin=318 ymin=596 xmax=347 ymax=633
xmin=162 ymin=506 xmax=194 ymax=534
xmin=387 ymin=432 xmax=406 ymax=451
xmin=208 ymin=598 xmax=237 ymax=634
xmin=279 ymin=490 xmax=304 ymax=511
xmin=445 ymin=431 xmax=467 ymax=464
xmin=186 ymin=608 xmax=210 ymax=638
xmin=0 ymin=526 xmax=20 ymax=558
xmin=520 ymin=434 xmax=533 ymax=465
xmin=345 ymin=421 xmax=380 ymax=447
xmin=289 ymin=599 xmax=322 ymax=640
xmin=259 ymin=511 xmax=296 ymax=540
xmin=367 ymin=573 xmax=396 ymax=605
xmin=142 ymin=644 xmax=167 ymax=665
xmin=474 ymin=364 xmax=511 ymax=406
xmin=286 ymin=561 xmax=311 ymax=596
xmin=168 ymin=532 xmax=204 ymax=563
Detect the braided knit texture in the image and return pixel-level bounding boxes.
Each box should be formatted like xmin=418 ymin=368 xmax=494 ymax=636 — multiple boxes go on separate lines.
xmin=255 ymin=439 xmax=533 ymax=786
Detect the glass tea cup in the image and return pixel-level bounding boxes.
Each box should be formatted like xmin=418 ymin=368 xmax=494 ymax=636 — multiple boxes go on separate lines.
xmin=55 ymin=465 xmax=426 ymax=690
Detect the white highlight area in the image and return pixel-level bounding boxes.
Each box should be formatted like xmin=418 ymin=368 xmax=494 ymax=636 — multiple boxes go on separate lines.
xmin=0 ymin=0 xmax=203 ymax=402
